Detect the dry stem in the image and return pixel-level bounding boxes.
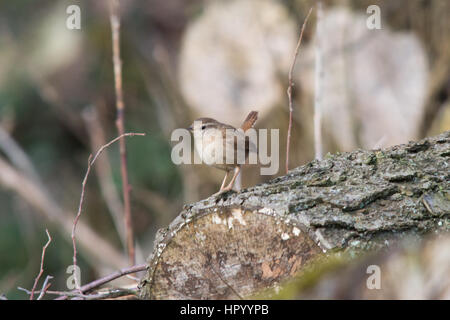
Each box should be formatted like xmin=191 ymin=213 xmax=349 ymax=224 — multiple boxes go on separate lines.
xmin=30 ymin=229 xmax=51 ymax=300
xmin=109 ymin=0 xmax=136 ymax=266
xmin=37 ymin=275 xmax=53 ymax=300
xmin=82 ymin=107 xmax=127 ymax=250
xmin=314 ymin=2 xmax=323 ymax=160
xmin=286 ymin=7 xmax=313 ymax=173
xmin=72 ymin=132 xmax=145 ymax=290
xmin=55 ymin=263 xmax=147 ymax=300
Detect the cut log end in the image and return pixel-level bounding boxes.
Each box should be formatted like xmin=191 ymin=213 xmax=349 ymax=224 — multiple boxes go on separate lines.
xmin=139 ymin=206 xmax=322 ymax=299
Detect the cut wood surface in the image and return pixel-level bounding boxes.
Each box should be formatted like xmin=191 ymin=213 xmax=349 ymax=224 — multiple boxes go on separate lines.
xmin=139 ymin=131 xmax=450 ymax=299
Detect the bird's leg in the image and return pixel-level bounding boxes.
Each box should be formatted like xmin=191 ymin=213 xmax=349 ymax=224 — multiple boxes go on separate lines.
xmin=219 ymin=170 xmax=229 ymax=191
xmin=216 ymin=166 xmax=240 ymax=195
xmin=227 ymin=166 xmax=241 ymax=190
xmin=213 ymin=167 xmax=241 ymax=196
xmin=213 ymin=170 xmax=230 ymax=196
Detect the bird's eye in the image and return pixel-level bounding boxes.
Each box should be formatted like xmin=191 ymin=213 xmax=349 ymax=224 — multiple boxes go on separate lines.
xmin=201 ymin=125 xmax=206 ymax=130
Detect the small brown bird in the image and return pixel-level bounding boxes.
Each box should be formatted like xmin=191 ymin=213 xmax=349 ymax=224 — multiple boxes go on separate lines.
xmin=187 ymin=111 xmax=258 ymax=195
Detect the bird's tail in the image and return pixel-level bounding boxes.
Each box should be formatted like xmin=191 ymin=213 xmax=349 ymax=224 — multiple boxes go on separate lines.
xmin=240 ymin=111 xmax=258 ymax=132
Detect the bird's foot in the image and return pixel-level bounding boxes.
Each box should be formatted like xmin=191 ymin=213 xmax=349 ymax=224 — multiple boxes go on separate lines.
xmin=213 ymin=186 xmax=237 ymax=197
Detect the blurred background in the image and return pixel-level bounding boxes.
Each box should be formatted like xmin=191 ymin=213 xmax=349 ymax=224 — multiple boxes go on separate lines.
xmin=0 ymin=0 xmax=449 ymax=298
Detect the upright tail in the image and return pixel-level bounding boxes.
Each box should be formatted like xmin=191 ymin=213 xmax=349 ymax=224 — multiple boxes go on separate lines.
xmin=240 ymin=111 xmax=258 ymax=132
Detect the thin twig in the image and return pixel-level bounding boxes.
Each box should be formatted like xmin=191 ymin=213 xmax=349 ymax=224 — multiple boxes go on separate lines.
xmin=17 ymin=287 xmax=32 ymax=294
xmin=126 ymin=274 xmax=141 ymax=282
xmin=26 ymin=287 xmax=138 ymax=300
xmin=37 ymin=275 xmax=53 ymax=300
xmin=55 ymin=263 xmax=147 ymax=300
xmin=67 ymin=288 xmax=138 ymax=300
xmin=314 ymin=2 xmax=323 ymax=160
xmin=82 ymin=107 xmax=127 ymax=249
xmin=72 ymin=132 xmax=145 ymax=290
xmin=30 ymin=229 xmax=51 ymax=300
xmin=109 ymin=0 xmax=136 ymax=266
xmin=286 ymin=7 xmax=313 ymax=173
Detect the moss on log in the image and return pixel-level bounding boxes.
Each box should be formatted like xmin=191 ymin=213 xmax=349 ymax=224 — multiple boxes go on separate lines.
xmin=139 ymin=131 xmax=450 ymax=299
xmin=261 ymin=234 xmax=450 ymax=299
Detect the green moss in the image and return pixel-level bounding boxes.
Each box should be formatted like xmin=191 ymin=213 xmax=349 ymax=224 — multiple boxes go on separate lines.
xmin=364 ymin=153 xmax=377 ymax=165
xmin=375 ymin=151 xmax=385 ymax=159
xmin=252 ymin=250 xmax=362 ymax=299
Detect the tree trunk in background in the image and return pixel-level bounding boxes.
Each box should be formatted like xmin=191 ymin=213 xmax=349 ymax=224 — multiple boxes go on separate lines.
xmin=139 ymin=131 xmax=450 ymax=299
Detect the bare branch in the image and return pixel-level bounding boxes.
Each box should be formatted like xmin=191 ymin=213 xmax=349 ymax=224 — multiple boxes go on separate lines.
xmin=55 ymin=263 xmax=147 ymax=300
xmin=30 ymin=229 xmax=52 ymax=300
xmin=82 ymin=107 xmax=126 ymax=248
xmin=38 ymin=288 xmax=137 ymax=300
xmin=37 ymin=275 xmax=53 ymax=300
xmin=286 ymin=7 xmax=313 ymax=173
xmin=17 ymin=287 xmax=32 ymax=295
xmin=314 ymin=2 xmax=324 ymax=160
xmin=109 ymin=0 xmax=136 ymax=266
xmin=21 ymin=285 xmax=138 ymax=300
xmin=72 ymin=132 xmax=145 ymax=290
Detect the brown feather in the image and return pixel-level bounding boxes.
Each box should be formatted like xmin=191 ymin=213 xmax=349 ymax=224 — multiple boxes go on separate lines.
xmin=240 ymin=111 xmax=258 ymax=132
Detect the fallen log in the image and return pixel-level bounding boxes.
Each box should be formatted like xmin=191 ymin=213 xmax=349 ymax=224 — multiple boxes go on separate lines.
xmin=139 ymin=131 xmax=449 ymax=299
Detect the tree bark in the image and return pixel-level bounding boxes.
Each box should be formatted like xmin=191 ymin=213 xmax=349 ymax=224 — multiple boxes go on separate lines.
xmin=139 ymin=131 xmax=450 ymax=299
